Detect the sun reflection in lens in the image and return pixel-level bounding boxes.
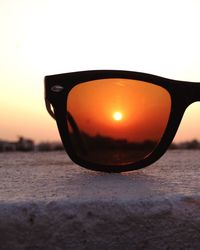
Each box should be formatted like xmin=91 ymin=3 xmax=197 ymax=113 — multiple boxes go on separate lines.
xmin=113 ymin=111 xmax=123 ymax=121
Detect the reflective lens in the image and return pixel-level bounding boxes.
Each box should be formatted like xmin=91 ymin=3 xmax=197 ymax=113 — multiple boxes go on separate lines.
xmin=67 ymin=79 xmax=171 ymax=166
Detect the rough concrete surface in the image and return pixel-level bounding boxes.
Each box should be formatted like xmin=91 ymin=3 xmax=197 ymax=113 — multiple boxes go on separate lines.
xmin=0 ymin=150 xmax=200 ymax=249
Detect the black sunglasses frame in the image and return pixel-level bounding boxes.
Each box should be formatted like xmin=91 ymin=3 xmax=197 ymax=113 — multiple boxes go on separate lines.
xmin=45 ymin=70 xmax=200 ymax=172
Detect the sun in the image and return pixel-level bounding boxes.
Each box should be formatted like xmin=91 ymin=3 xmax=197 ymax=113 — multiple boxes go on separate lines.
xmin=113 ymin=111 xmax=123 ymax=121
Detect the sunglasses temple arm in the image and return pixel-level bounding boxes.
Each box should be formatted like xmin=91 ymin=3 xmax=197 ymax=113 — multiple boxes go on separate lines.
xmin=45 ymin=99 xmax=88 ymax=154
xmin=45 ymin=99 xmax=55 ymax=119
xmin=67 ymin=112 xmax=88 ymax=155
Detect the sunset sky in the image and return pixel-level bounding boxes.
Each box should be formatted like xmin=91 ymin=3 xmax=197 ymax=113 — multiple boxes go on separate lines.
xmin=68 ymin=79 xmax=171 ymax=142
xmin=1 ymin=0 xmax=200 ymax=143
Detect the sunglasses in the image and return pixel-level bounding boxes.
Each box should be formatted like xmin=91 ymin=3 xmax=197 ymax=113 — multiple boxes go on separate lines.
xmin=44 ymin=70 xmax=197 ymax=173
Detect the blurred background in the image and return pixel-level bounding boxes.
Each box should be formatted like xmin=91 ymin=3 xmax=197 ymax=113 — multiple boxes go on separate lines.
xmin=1 ymin=0 xmax=200 ymax=143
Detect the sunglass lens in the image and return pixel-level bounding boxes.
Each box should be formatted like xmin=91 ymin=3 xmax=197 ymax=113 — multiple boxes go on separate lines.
xmin=67 ymin=79 xmax=171 ymax=166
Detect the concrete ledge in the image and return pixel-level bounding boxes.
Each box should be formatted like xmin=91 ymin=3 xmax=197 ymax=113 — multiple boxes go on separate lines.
xmin=0 ymin=197 xmax=200 ymax=250
xmin=0 ymin=151 xmax=200 ymax=249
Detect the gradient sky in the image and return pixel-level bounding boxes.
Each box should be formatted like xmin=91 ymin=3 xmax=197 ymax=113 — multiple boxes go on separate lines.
xmin=68 ymin=79 xmax=171 ymax=142
xmin=1 ymin=0 xmax=200 ymax=143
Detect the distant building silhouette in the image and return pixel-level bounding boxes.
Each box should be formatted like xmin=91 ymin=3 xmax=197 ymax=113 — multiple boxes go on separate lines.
xmin=36 ymin=142 xmax=64 ymax=151
xmin=16 ymin=137 xmax=34 ymax=151
xmin=0 ymin=140 xmax=16 ymax=152
xmin=0 ymin=137 xmax=34 ymax=152
xmin=1 ymin=136 xmax=200 ymax=152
